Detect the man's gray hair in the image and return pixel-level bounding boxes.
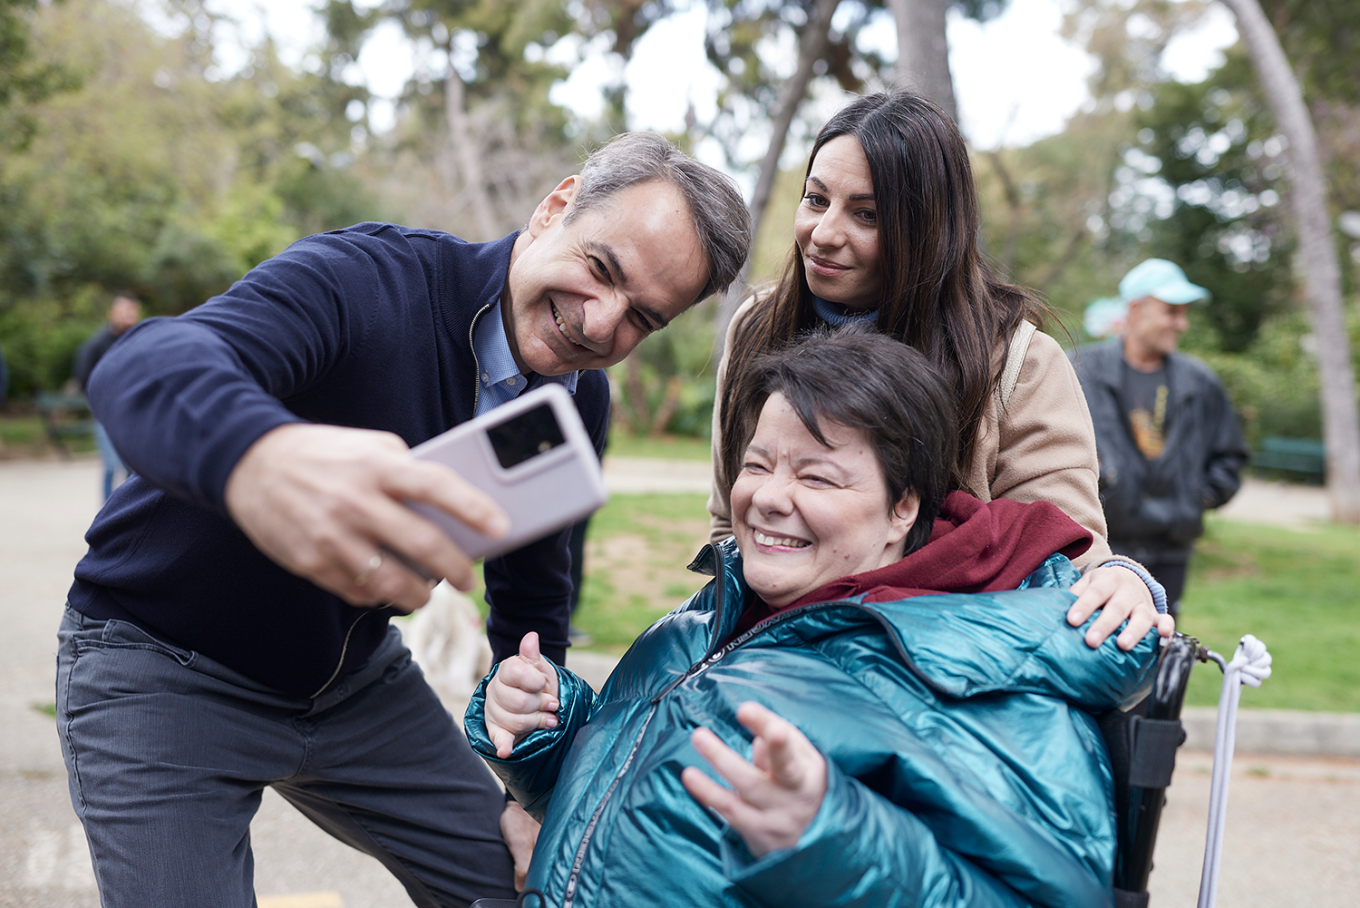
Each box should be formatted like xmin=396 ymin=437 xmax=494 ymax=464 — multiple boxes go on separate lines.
xmin=569 ymin=132 xmax=752 ymax=304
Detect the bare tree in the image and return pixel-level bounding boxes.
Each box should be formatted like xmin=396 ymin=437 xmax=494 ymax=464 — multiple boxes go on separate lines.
xmin=713 ymin=0 xmax=841 ymax=350
xmin=1220 ymin=0 xmax=1360 ymax=524
xmin=889 ymin=0 xmax=958 ymax=122
xmin=443 ymin=50 xmax=500 ymax=241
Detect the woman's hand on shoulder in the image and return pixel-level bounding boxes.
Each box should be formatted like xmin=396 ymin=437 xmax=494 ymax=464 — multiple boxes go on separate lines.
xmin=681 ymin=702 xmax=827 ymax=858
xmin=1068 ymin=566 xmax=1175 ymax=650
xmin=483 ymin=632 xmax=561 ymax=758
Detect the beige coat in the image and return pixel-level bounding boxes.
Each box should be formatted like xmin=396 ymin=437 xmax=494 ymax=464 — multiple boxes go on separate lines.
xmin=707 ymin=296 xmax=1115 ymax=570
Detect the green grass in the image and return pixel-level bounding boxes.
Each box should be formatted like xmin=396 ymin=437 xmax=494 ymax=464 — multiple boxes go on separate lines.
xmin=0 ymin=413 xmax=95 ymax=455
xmin=452 ymin=492 xmax=714 ymax=653
xmin=0 ymin=414 xmax=49 ymax=447
xmin=1176 ymin=516 xmax=1360 ymax=712
xmin=569 ymin=495 xmax=1360 ymax=712
xmin=604 ymin=430 xmax=712 ymax=461
xmin=571 ymin=492 xmax=713 ymax=652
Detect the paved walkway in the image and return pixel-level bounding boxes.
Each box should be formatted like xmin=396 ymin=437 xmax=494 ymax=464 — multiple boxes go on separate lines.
xmin=1 ymin=455 xmax=1355 ymax=906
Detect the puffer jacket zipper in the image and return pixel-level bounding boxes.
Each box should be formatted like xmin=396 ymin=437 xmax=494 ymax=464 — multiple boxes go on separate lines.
xmin=559 ymin=545 xmax=954 ymax=905
xmin=561 ymin=544 xmax=728 ymax=906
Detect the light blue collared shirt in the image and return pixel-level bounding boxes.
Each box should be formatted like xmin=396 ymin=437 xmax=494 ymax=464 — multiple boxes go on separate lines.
xmin=472 ymin=301 xmax=579 ymax=416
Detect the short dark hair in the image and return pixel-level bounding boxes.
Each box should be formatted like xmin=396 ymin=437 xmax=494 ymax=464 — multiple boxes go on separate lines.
xmin=569 ymin=132 xmax=752 ymax=305
xmin=726 ymin=324 xmax=958 ymax=554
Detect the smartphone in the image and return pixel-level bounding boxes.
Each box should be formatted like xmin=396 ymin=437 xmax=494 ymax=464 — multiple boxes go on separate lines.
xmin=406 ymin=384 xmax=607 ymax=562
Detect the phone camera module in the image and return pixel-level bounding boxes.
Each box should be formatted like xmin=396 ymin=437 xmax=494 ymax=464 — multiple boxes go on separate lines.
xmin=488 ymin=403 xmax=565 ymax=469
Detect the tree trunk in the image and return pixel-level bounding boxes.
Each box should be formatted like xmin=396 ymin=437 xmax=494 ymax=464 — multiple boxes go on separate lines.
xmin=1220 ymin=0 xmax=1360 ymax=524
xmin=444 ymin=49 xmax=499 ymax=241
xmin=649 ymin=376 xmax=685 ymax=436
xmin=712 ymin=0 xmax=841 ymax=355
xmin=890 ymin=0 xmax=958 ymax=124
xmin=984 ymin=149 xmax=1022 ymax=272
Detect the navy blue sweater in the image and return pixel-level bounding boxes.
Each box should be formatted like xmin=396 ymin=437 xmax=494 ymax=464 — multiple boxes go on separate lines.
xmin=69 ymin=223 xmax=609 ymax=697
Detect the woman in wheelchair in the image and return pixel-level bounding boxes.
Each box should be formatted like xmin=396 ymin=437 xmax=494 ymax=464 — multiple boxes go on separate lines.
xmin=466 ymin=327 xmax=1160 ymax=908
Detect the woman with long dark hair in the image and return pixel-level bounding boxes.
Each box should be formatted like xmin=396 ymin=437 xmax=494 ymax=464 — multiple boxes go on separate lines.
xmin=708 ymin=90 xmax=1170 ymax=647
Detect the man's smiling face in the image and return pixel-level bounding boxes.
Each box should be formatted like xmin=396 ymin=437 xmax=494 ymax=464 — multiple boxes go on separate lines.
xmin=501 ymin=177 xmax=709 ymax=376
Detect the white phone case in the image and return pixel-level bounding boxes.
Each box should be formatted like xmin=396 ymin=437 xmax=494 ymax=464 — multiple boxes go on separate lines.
xmin=407 ymin=384 xmax=607 ymax=561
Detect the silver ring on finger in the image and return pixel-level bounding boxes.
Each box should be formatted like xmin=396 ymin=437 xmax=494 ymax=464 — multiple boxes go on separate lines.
xmin=354 ymin=553 xmax=383 ymax=587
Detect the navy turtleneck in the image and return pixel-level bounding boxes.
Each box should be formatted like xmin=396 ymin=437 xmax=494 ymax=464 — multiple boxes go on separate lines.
xmin=813 ymin=295 xmax=878 ymax=327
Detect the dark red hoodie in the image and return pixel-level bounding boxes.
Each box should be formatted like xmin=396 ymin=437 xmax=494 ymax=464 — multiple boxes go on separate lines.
xmin=731 ymin=491 xmax=1092 ymax=636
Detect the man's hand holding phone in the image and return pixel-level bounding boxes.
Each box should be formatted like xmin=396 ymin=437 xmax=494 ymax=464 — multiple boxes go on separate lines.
xmin=406 ymin=385 xmax=607 ymax=562
xmin=226 ymin=386 xmax=603 ymax=612
xmin=224 ymin=422 xmax=509 ymax=613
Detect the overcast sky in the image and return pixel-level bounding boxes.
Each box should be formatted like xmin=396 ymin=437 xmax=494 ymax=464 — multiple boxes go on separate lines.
xmin=195 ymin=0 xmax=1238 ymax=156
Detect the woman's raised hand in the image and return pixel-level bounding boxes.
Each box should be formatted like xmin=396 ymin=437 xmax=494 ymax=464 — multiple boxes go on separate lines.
xmin=483 ymin=632 xmax=560 ymax=758
xmin=681 ymin=702 xmax=827 ymax=858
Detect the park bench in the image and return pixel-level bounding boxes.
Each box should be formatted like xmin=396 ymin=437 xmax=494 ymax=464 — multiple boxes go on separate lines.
xmin=35 ymin=391 xmax=94 ymax=457
xmin=1252 ymin=436 xmax=1325 ymax=484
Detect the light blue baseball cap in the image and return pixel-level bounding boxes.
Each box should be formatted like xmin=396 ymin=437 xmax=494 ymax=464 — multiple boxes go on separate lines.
xmin=1118 ymin=258 xmax=1210 ymax=305
xmin=1083 ymin=297 xmax=1128 ymax=339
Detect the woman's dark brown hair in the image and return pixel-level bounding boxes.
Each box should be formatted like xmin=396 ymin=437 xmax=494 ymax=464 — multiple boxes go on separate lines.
xmin=729 ymin=324 xmax=958 ymax=555
xmin=718 ymin=90 xmax=1050 ymax=498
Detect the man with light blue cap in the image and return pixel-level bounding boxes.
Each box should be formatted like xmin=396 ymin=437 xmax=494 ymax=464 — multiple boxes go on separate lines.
xmin=1069 ymin=259 xmax=1247 ymax=616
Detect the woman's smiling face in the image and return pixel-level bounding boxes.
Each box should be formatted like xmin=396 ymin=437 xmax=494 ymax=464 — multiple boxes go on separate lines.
xmin=731 ymin=393 xmax=917 ymax=608
xmin=794 ymin=135 xmax=884 ymax=312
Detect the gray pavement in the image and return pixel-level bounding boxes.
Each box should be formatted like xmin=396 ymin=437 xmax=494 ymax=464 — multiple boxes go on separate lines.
xmin=2 ymin=455 xmax=1355 ymax=907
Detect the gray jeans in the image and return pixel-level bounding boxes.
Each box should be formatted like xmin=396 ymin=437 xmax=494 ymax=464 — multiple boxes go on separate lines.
xmin=55 ymin=608 xmax=515 ymax=907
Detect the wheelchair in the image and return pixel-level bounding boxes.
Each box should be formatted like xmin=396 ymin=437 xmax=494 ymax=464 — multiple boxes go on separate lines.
xmin=473 ymin=632 xmax=1270 ymax=908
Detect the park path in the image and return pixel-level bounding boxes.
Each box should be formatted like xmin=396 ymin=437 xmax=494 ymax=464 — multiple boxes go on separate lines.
xmin=1 ymin=455 xmax=1354 ymax=907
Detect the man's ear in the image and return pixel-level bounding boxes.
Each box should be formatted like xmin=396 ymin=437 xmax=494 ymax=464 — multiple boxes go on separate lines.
xmin=887 ymin=491 xmax=920 ymax=547
xmin=526 ymin=175 xmax=581 ymax=238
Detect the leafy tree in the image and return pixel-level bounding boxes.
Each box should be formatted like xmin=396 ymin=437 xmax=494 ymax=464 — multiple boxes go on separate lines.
xmin=0 ymin=0 xmax=381 ymax=395
xmin=974 ymin=106 xmax=1139 ymax=333
xmin=317 ymin=0 xmax=586 ymax=240
xmin=1125 ymin=57 xmax=1294 ymax=353
xmin=1067 ymin=0 xmax=1360 ymax=522
xmin=0 ymin=0 xmax=79 ymax=153
xmin=1222 ymin=0 xmax=1360 ymax=521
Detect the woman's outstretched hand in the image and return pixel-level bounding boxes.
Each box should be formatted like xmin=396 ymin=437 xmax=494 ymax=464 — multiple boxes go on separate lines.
xmin=483 ymin=632 xmax=560 ymax=758
xmin=681 ymin=702 xmax=827 ymax=858
xmin=1068 ymin=565 xmax=1176 ymax=650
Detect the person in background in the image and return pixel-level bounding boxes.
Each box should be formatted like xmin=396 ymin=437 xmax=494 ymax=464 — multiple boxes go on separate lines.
xmin=708 ymin=89 xmax=1172 ymax=651
xmin=1069 ymin=258 xmax=1248 ymax=616
xmin=73 ymin=292 xmax=141 ymax=500
xmin=56 ymin=133 xmax=751 ymax=908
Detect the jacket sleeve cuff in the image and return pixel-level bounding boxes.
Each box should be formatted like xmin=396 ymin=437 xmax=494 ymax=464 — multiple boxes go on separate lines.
xmin=463 ymin=661 xmax=595 ymax=819
xmin=1100 ymin=559 xmax=1168 ymax=614
xmin=719 ymin=761 xmax=862 ymax=902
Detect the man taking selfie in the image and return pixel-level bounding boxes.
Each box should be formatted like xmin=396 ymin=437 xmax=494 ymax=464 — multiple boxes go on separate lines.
xmin=56 ymin=133 xmax=751 ymax=908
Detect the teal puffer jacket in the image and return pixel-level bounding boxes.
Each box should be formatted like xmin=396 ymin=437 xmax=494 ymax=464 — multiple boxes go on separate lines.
xmin=465 ymin=541 xmax=1159 ymax=908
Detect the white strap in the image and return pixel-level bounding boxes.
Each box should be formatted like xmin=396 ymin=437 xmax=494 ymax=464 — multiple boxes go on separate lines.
xmin=999 ymin=320 xmax=1037 ymax=411
xmin=1197 ymin=635 xmax=1272 ymax=908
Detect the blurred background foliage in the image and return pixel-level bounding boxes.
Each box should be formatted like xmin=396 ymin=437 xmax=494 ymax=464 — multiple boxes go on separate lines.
xmin=0 ymin=0 xmax=1356 ymax=458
